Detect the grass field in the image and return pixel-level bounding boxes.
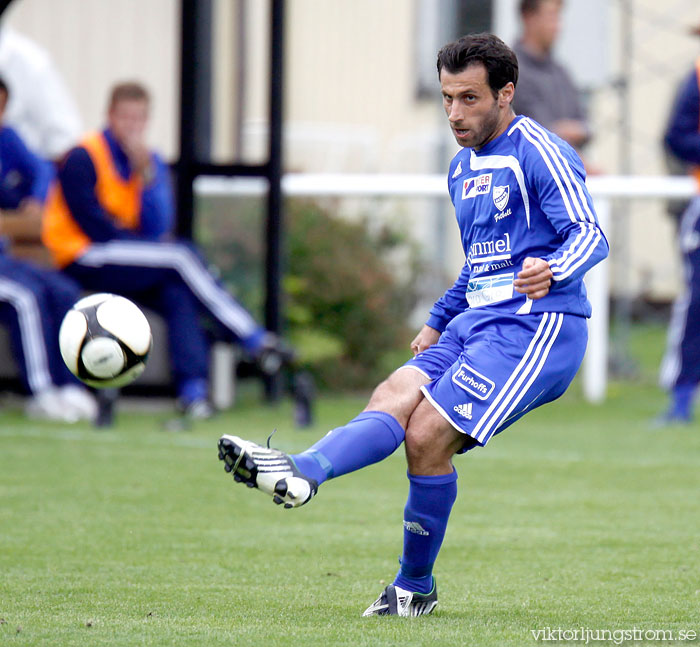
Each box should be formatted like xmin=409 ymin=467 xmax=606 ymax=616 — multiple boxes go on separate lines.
xmin=1 ymin=324 xmax=699 ymax=646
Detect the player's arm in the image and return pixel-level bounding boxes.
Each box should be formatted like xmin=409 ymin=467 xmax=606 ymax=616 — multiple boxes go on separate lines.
xmin=3 ymin=127 xmax=54 ymax=206
xmin=543 ymin=205 xmax=608 ymax=289
xmin=419 ymin=168 xmax=472 ymax=342
xmin=664 ymin=69 xmax=700 ymax=166
xmin=139 ymin=154 xmax=175 ymax=240
xmin=424 ymin=259 xmax=471 ymax=336
xmin=550 ymin=119 xmax=590 ymax=150
xmin=0 ymin=128 xmax=53 ymax=236
xmin=410 ymin=324 xmax=441 ymax=356
xmin=58 ymin=147 xmax=139 ymax=242
xmin=551 ymin=72 xmax=591 ymax=149
xmin=529 ymin=146 xmax=609 ymax=289
xmin=514 ymin=257 xmax=553 ymax=299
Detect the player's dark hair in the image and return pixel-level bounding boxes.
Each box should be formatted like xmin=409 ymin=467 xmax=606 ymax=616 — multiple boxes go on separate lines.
xmin=108 ymin=81 xmax=150 ymax=109
xmin=520 ymin=0 xmax=562 ymax=16
xmin=0 ymin=77 xmax=8 ymax=98
xmin=436 ymin=33 xmax=518 ymax=97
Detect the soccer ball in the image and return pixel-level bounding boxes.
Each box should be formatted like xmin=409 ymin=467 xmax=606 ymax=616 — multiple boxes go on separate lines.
xmin=59 ymin=293 xmax=152 ymax=388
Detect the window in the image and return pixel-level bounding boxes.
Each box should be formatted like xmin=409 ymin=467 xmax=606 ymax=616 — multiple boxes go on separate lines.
xmin=415 ymin=0 xmax=494 ymax=98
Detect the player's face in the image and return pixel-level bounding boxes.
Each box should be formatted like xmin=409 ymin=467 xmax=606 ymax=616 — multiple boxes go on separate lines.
xmin=527 ymin=0 xmax=562 ymax=51
xmin=440 ymin=64 xmax=514 ymax=150
xmin=108 ymin=99 xmax=149 ymax=146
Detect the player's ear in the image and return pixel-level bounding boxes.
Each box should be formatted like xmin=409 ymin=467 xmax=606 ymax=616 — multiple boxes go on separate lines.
xmin=498 ymin=82 xmax=515 ymax=107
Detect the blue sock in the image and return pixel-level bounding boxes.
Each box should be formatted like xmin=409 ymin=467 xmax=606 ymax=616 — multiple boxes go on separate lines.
xmin=393 ymin=470 xmax=458 ymax=594
xmin=291 ymin=411 xmax=404 ymax=485
xmin=179 ymin=377 xmax=208 ymax=404
xmin=670 ymin=383 xmax=696 ymax=419
xmin=241 ymin=328 xmax=267 ymax=353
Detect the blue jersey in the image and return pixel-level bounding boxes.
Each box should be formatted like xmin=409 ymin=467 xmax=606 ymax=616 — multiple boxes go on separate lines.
xmin=0 ymin=125 xmax=53 ymax=210
xmin=427 ymin=115 xmax=609 ymax=332
xmin=664 ymin=66 xmax=700 ymax=166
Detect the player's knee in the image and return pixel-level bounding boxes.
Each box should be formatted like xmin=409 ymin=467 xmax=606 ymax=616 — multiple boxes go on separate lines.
xmin=404 ymin=404 xmax=462 ymax=472
xmin=365 ymin=371 xmax=423 ymax=427
xmin=366 ymin=378 xmax=405 ymax=424
xmin=177 ymin=239 xmax=206 ymax=263
xmin=164 ymin=239 xmax=193 ymax=262
xmin=404 ymin=423 xmax=442 ymax=466
xmin=404 ymin=425 xmax=426 ymax=463
xmin=367 ymin=375 xmax=395 ymax=402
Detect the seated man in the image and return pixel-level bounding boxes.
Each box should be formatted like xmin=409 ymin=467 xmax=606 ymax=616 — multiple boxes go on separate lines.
xmin=0 ymin=77 xmax=96 ymax=422
xmin=42 ymin=82 xmax=291 ymax=417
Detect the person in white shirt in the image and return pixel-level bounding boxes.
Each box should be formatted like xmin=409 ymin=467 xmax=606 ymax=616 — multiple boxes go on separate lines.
xmin=0 ymin=25 xmax=82 ymax=160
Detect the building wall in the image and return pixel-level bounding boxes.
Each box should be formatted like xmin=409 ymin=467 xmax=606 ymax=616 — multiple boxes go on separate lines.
xmin=3 ymin=0 xmax=179 ymax=158
xmin=584 ymin=1 xmax=699 ymax=301
xmin=4 ymin=0 xmax=698 ymax=300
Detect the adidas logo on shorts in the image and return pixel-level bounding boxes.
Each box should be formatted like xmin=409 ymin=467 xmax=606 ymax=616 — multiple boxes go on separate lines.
xmin=453 ymin=403 xmax=473 ymax=419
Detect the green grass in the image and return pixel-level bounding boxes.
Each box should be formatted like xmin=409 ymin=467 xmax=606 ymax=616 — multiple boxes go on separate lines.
xmin=1 ymin=323 xmax=699 ymax=646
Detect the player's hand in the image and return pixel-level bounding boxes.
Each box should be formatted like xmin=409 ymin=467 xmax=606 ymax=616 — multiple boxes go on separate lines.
xmin=18 ymin=198 xmax=43 ymax=220
xmin=552 ymin=118 xmax=590 ymax=148
xmin=122 ymin=136 xmax=154 ymax=181
xmin=410 ymin=324 xmax=441 ymax=356
xmin=514 ymin=257 xmax=553 ymax=300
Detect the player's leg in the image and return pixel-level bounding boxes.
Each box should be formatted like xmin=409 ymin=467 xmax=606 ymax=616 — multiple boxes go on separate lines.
xmin=73 ymin=240 xmax=291 ymax=372
xmin=64 ymin=259 xmax=213 ymax=415
xmin=0 ymin=273 xmax=53 ymax=395
xmin=279 ymin=327 xmax=464 ymax=489
xmin=659 ymin=237 xmax=700 ymax=422
xmin=0 ymin=260 xmax=88 ymax=421
xmin=24 ymin=264 xmax=97 ymax=419
xmin=363 ymin=400 xmax=464 ymax=617
xmin=26 ymin=265 xmax=84 ymax=385
xmin=364 ymin=310 xmax=588 ymax=617
xmin=149 ymin=281 xmax=211 ymax=415
xmin=218 ymin=368 xmax=429 ymax=508
xmin=218 ymin=322 xmax=464 ymax=507
xmin=289 ymin=368 xmax=429 ymax=483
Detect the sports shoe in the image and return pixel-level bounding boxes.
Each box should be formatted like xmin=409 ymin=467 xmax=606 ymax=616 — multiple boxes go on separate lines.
xmin=362 ymin=581 xmax=438 ymax=617
xmin=218 ymin=435 xmax=317 ymax=508
xmin=649 ymin=411 xmax=692 ymax=429
xmin=59 ymin=385 xmax=98 ymax=422
xmin=182 ymin=398 xmax=215 ymax=420
xmin=26 ymin=388 xmax=80 ymax=423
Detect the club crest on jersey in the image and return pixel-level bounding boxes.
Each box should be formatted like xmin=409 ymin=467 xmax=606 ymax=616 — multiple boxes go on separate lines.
xmin=493 ymin=185 xmax=509 ymax=211
xmin=452 ymin=363 xmax=495 ymax=400
xmin=462 ymin=173 xmax=492 ymax=199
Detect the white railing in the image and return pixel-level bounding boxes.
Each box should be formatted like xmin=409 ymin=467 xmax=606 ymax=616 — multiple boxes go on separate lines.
xmin=195 ymin=173 xmax=696 ymax=199
xmin=195 ymin=174 xmax=697 ymax=403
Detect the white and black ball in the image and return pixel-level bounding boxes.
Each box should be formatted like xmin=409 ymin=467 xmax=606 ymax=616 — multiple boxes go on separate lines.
xmin=59 ymin=293 xmax=152 ymax=388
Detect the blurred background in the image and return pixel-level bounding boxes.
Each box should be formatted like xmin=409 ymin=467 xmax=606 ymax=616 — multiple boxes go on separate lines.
xmin=2 ymin=0 xmax=698 ymax=395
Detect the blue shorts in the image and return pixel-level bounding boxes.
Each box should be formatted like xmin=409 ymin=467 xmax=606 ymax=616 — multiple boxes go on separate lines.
xmin=403 ymin=310 xmax=587 ymax=452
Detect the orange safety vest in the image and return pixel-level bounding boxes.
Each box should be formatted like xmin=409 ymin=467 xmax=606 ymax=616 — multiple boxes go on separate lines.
xmin=42 ymin=132 xmax=143 ymax=267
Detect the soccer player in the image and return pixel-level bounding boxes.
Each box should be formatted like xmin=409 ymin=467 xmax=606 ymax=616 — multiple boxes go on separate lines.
xmin=0 ymin=77 xmax=96 ymax=422
xmin=41 ymin=82 xmax=293 ymax=418
xmin=0 ymin=26 xmax=82 ymax=161
xmin=217 ymin=33 xmax=609 ymax=616
xmin=657 ymin=51 xmax=700 ymax=423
